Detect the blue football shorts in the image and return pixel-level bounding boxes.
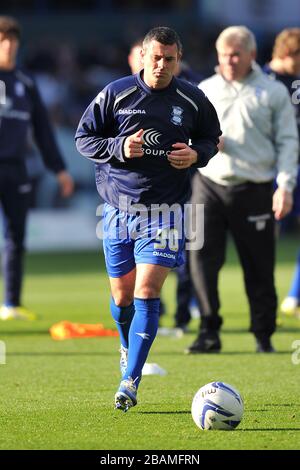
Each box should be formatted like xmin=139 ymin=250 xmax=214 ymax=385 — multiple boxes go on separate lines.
xmin=102 ymin=202 xmax=185 ymax=278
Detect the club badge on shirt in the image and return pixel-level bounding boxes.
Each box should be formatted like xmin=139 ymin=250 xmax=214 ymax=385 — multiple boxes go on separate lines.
xmin=15 ymin=82 xmax=25 ymax=97
xmin=171 ymin=106 xmax=183 ymax=126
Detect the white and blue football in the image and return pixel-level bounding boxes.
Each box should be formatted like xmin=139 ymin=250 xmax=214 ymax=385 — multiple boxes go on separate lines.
xmin=191 ymin=381 xmax=244 ymax=430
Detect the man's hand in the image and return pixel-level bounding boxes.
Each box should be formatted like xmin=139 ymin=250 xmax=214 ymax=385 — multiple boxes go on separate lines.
xmin=272 ymin=187 xmax=293 ymax=220
xmin=56 ymin=170 xmax=74 ymax=198
xmin=167 ymin=142 xmax=198 ymax=169
xmin=217 ymin=136 xmax=225 ymax=152
xmin=124 ymin=129 xmax=144 ymax=159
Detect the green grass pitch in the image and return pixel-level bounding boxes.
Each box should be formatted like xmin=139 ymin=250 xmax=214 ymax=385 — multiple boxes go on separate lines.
xmin=0 ymin=237 xmax=299 ymax=450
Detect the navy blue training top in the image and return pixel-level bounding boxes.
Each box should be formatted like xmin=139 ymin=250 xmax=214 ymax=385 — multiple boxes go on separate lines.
xmin=0 ymin=68 xmax=66 ymax=173
xmin=263 ymin=64 xmax=300 ymax=161
xmin=75 ymin=70 xmax=221 ymax=208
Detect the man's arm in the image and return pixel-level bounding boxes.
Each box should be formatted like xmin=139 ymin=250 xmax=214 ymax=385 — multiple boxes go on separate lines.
xmin=272 ymin=84 xmax=299 ymax=219
xmin=123 ymin=129 xmax=144 ymax=159
xmin=167 ymin=91 xmax=221 ymax=170
xmin=189 ymin=93 xmax=222 ymax=167
xmin=272 ymin=187 xmax=293 ymax=220
xmin=167 ymin=143 xmax=198 ymax=169
xmin=30 ymin=83 xmax=66 ymax=173
xmin=30 ymin=82 xmax=74 ymax=197
xmin=75 ymin=90 xmax=127 ymax=163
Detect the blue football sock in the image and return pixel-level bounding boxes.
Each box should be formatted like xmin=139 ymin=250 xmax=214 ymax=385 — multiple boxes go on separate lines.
xmin=110 ymin=297 xmax=135 ymax=349
xmin=125 ymin=297 xmax=160 ymax=388
xmin=288 ymin=250 xmax=300 ymax=301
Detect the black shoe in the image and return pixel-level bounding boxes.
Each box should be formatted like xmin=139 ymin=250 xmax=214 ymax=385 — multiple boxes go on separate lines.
xmin=185 ymin=331 xmax=221 ymax=354
xmin=255 ymin=336 xmax=275 ymax=353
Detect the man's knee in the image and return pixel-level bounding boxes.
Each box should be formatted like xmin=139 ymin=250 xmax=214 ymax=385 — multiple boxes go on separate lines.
xmin=134 ymin=285 xmax=160 ymax=299
xmin=112 ymin=292 xmax=134 ymax=307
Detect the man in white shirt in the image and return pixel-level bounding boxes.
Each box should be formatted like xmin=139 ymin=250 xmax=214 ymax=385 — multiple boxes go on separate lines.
xmin=186 ymin=26 xmax=298 ymax=354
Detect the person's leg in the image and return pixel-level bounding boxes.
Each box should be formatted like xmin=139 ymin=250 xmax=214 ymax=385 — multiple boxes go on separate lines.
xmin=174 ymin=249 xmax=193 ymax=328
xmin=113 ymin=263 xmax=170 ymax=412
xmin=108 ymin=270 xmax=136 ymax=377
xmin=229 ymin=182 xmax=277 ymax=351
xmin=1 ymin=176 xmax=30 ymax=308
xmin=281 ymin=250 xmax=300 ymax=314
xmin=124 ymin=263 xmax=170 ymax=386
xmin=287 ymin=250 xmax=300 ymax=300
xmin=187 ymin=174 xmax=227 ymax=353
xmin=280 ymin=167 xmax=300 ymax=315
xmin=102 ymin=203 xmax=137 ymax=376
xmin=102 ymin=202 xmax=138 ymax=373
xmin=109 ymin=269 xmax=136 ymax=349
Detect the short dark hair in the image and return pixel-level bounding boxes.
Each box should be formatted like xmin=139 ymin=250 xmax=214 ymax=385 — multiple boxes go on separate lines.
xmin=143 ymin=27 xmax=183 ymax=56
xmin=0 ymin=16 xmax=21 ymax=39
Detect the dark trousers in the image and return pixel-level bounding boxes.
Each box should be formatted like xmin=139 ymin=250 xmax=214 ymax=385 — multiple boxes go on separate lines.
xmin=189 ymin=173 xmax=277 ymax=337
xmin=0 ymin=164 xmax=31 ymax=306
xmin=174 ymin=248 xmax=194 ymax=327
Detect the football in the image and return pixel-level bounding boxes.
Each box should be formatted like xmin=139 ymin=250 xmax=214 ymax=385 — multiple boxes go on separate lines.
xmin=191 ymin=381 xmax=244 ymax=430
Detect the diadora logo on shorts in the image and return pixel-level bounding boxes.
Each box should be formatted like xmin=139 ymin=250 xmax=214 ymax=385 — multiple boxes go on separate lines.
xmin=152 ymin=251 xmax=176 ymax=260
xmin=143 ymin=128 xmax=162 ymax=147
xmin=118 ymin=109 xmax=146 ymax=115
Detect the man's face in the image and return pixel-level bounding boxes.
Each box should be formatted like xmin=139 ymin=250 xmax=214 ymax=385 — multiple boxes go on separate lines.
xmin=217 ymin=40 xmax=255 ymax=81
xmin=284 ymin=49 xmax=300 ymax=75
xmin=0 ymin=33 xmax=19 ymax=69
xmin=141 ymin=40 xmax=180 ymax=89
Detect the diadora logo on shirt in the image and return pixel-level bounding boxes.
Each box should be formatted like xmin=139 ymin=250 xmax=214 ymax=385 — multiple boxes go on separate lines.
xmin=118 ymin=109 xmax=146 ymax=115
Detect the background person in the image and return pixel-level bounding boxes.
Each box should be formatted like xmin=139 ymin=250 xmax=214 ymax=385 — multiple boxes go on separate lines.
xmin=186 ymin=25 xmax=298 ymax=354
xmin=264 ymin=28 xmax=300 ymax=318
xmin=0 ymin=16 xmax=74 ymax=321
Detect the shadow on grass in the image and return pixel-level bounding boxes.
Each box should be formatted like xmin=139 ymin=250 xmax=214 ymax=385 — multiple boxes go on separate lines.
xmin=237 ymin=428 xmax=300 ymax=432
xmin=248 ymin=404 xmax=300 ymax=411
xmin=264 ymin=403 xmax=300 ymax=407
xmin=139 ymin=411 xmax=190 ymax=415
xmin=222 ymin=328 xmax=300 ymax=334
xmin=0 ymin=328 xmax=295 ymax=356
xmin=5 ymin=349 xmax=294 ymax=356
xmin=6 ymin=351 xmax=118 ymax=356
xmin=157 ymin=350 xmax=293 ymax=355
xmin=0 ymin=330 xmax=50 ymax=336
xmin=217 ymin=351 xmax=292 ymax=355
xmin=2 ymin=328 xmax=298 ymax=340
